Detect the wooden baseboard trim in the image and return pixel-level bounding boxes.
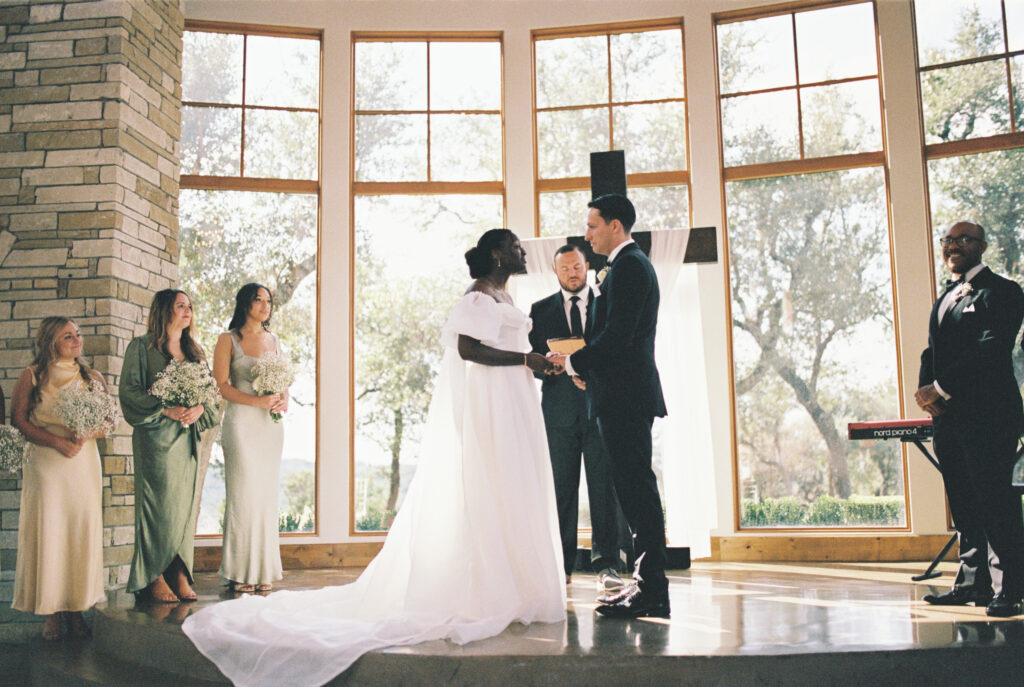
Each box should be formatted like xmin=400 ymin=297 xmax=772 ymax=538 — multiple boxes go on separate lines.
xmin=194 ymin=541 xmax=385 ymax=572
xmin=195 ymin=534 xmax=956 ymax=571
xmin=710 ymin=534 xmax=956 ymax=562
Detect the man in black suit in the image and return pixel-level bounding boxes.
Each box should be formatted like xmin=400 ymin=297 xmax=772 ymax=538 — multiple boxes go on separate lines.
xmin=916 ymin=220 xmax=1024 ymax=618
xmin=549 ymin=194 xmax=669 ymax=619
xmin=529 ymin=244 xmax=628 ymax=592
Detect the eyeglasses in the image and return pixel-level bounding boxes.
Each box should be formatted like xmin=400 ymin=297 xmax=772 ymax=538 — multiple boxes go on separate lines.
xmin=938 ymin=235 xmax=982 ymax=248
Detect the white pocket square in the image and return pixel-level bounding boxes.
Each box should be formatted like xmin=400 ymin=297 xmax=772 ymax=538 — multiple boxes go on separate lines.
xmin=963 ymin=304 xmax=975 ymax=312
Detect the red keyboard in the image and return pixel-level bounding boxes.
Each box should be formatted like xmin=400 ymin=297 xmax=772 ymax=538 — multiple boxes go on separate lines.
xmin=847 ymin=418 xmax=934 ymax=441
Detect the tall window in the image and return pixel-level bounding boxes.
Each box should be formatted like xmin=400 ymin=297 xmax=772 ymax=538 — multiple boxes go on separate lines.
xmin=351 ymin=35 xmax=504 ymax=532
xmin=533 ymin=21 xmax=689 ymax=236
xmin=717 ymin=2 xmax=906 ymax=529
xmin=531 ymin=21 xmax=688 ymax=533
xmin=180 ymin=24 xmax=321 ymax=535
xmin=916 ymin=0 xmax=1024 ymax=401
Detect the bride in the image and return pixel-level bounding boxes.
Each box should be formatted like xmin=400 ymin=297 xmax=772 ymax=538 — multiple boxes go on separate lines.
xmin=183 ymin=229 xmax=566 ymax=687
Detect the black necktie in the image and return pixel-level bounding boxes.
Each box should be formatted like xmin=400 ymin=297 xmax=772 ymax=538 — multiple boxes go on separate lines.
xmin=569 ymin=296 xmax=583 ymax=338
xmin=944 ymin=277 xmax=963 ymax=291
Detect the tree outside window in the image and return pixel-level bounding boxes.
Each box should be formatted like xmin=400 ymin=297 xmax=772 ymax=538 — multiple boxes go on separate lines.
xmin=352 ymin=37 xmax=504 ymax=532
xmin=179 ymin=26 xmax=320 ymax=534
xmin=717 ymin=3 xmax=906 ymax=528
xmin=534 ymin=23 xmax=690 ymax=237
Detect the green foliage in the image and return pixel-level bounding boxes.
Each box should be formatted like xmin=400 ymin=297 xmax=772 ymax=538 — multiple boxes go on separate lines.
xmin=842 ymin=495 xmax=906 ymax=526
xmin=278 ymin=505 xmax=314 ymax=533
xmin=920 ymin=8 xmax=1008 ymax=143
xmin=742 ymin=497 xmax=806 ymax=527
xmin=742 ymin=495 xmax=904 ymax=527
xmin=279 ymin=470 xmax=315 ymax=533
xmin=356 ymin=507 xmax=385 ymax=532
xmin=805 ymin=494 xmax=844 ymax=526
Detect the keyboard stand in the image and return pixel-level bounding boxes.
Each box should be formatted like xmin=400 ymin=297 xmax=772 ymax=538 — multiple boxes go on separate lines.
xmin=905 ymin=438 xmax=955 ymax=581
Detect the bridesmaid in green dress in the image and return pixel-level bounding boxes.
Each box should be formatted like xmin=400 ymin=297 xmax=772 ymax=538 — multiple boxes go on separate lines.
xmin=120 ymin=289 xmax=219 ymax=603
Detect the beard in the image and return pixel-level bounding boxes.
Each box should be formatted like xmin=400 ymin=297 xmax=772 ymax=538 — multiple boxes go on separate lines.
xmin=559 ymin=279 xmax=587 ymax=294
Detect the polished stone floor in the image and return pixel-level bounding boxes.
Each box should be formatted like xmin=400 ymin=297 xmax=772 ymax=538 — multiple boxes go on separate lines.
xmin=117 ymin=559 xmax=1024 ymax=658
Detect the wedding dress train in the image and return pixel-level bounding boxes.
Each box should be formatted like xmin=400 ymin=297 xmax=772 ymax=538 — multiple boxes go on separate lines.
xmin=183 ymin=292 xmax=566 ymax=687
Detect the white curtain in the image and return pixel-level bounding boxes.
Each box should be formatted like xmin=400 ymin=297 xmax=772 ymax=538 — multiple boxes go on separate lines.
xmin=514 ymin=229 xmax=716 ymax=560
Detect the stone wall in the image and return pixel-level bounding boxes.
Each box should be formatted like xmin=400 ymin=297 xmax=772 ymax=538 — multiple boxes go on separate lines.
xmin=0 ymin=0 xmax=182 ymax=637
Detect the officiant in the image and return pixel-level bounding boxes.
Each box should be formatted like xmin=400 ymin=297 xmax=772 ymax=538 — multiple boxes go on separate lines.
xmin=529 ymin=244 xmax=629 ymax=591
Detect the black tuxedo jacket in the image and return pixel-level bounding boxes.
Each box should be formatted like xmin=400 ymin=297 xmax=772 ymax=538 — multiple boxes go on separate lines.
xmin=529 ymin=288 xmax=594 ymax=428
xmin=569 ymin=242 xmax=667 ymax=420
xmin=919 ymin=266 xmax=1024 ymax=433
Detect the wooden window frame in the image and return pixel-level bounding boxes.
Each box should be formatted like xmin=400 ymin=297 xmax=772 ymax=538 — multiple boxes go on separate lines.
xmin=715 ymin=1 xmax=912 ymax=534
xmin=915 ymin=0 xmax=1024 ymax=156
xmin=350 ymin=32 xmax=505 ymax=196
xmin=531 ymin=19 xmax=691 ymax=237
xmin=182 ymin=20 xmax=323 ymax=539
xmin=348 ymin=32 xmax=507 ymax=537
xmin=717 ymin=1 xmax=884 ymax=174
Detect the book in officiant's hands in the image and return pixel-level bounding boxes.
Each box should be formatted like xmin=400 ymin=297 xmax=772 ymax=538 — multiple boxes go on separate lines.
xmin=546 ymin=337 xmax=585 ymax=355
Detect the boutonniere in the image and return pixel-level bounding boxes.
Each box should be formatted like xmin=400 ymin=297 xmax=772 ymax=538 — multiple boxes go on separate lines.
xmin=954 ymin=282 xmax=973 ymax=302
xmin=596 ymin=266 xmax=610 ymax=285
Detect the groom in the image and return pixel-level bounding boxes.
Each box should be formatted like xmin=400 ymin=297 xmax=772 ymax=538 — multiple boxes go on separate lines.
xmin=549 ymin=193 xmax=669 ymax=619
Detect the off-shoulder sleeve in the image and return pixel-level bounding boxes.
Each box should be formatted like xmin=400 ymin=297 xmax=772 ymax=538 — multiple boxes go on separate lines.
xmin=440 ymin=292 xmax=504 ymax=349
xmin=119 ymin=337 xmax=165 ymax=428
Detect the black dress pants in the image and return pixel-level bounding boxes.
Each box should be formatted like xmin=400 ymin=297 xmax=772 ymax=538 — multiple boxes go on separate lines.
xmin=934 ymin=416 xmax=1024 ymax=598
xmin=546 ymin=417 xmax=628 ymax=576
xmin=596 ymin=412 xmax=668 ymax=595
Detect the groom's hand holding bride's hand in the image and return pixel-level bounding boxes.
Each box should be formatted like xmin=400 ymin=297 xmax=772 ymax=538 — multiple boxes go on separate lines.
xmin=526 ymin=352 xmax=561 ymax=375
xmin=545 ymin=352 xmax=567 ymax=375
xmin=545 ymin=352 xmax=584 ymax=387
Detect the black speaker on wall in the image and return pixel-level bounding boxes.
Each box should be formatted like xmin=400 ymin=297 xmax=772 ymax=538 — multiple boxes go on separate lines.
xmin=590 ymin=150 xmax=626 ymax=199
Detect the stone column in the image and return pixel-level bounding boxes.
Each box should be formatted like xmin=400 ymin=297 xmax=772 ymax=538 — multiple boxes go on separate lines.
xmin=0 ymin=0 xmax=182 ymax=637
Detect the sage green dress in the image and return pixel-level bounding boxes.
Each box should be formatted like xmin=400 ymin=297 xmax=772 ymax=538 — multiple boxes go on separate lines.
xmin=120 ymin=334 xmax=219 ymax=593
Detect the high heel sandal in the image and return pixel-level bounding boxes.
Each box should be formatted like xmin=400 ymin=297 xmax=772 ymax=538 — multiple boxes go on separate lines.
xmin=140 ymin=575 xmax=179 ymax=604
xmin=231 ymin=581 xmax=255 ymax=593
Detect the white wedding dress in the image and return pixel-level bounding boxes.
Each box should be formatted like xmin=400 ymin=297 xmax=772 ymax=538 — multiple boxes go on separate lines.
xmin=183 ymin=292 xmax=566 ymax=687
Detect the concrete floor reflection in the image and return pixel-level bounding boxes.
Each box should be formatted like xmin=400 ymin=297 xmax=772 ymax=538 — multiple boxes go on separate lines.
xmin=123 ymin=560 xmax=1024 ymax=659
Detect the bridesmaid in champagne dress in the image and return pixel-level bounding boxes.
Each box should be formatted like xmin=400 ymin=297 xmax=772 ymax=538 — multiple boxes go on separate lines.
xmin=212 ymin=283 xmax=288 ymax=593
xmin=11 ymin=317 xmax=110 ymax=640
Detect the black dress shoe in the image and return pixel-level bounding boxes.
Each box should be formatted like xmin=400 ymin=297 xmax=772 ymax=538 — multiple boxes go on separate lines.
xmin=597 ymin=581 xmax=637 ymax=605
xmin=595 ymin=586 xmax=670 ymax=619
xmin=986 ymin=593 xmax=1024 ymax=618
xmin=923 ymin=587 xmax=994 ymax=606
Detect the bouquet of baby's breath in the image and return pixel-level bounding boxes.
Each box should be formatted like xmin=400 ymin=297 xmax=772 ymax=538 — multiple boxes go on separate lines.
xmin=251 ymin=353 xmax=296 ymax=422
xmin=52 ymin=379 xmax=121 ymax=439
xmin=0 ymin=425 xmax=27 ymax=472
xmin=150 ymin=360 xmax=220 ymax=411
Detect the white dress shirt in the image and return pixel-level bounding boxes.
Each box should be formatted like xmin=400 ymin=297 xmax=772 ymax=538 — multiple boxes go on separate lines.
xmin=563 ymin=239 xmax=635 ymax=377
